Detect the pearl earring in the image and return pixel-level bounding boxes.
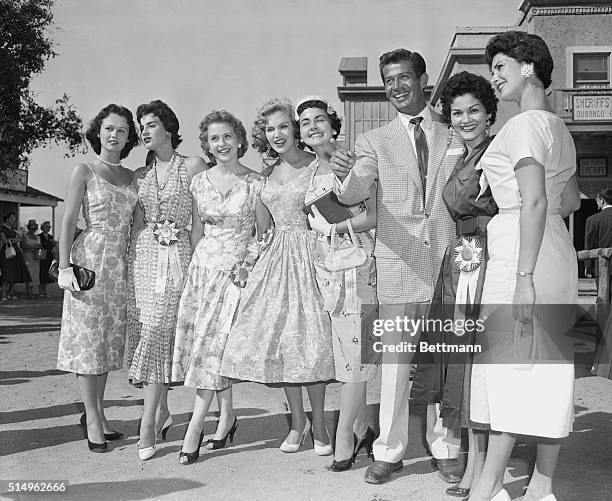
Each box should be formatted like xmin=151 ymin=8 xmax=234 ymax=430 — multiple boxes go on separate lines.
xmin=520 ymin=63 xmax=534 ymax=79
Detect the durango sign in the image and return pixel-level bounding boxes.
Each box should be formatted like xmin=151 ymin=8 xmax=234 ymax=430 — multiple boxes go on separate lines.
xmin=573 ymin=94 xmax=612 ymax=121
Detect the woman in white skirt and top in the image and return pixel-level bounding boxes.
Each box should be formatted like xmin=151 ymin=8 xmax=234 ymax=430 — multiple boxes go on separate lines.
xmin=220 ymin=98 xmax=335 ymax=456
xmin=56 ymin=104 xmax=139 ymax=452
xmin=171 ymin=110 xmax=261 ymax=465
xmin=296 ymin=96 xmax=379 ymax=471
xmin=467 ymin=31 xmax=580 ymax=501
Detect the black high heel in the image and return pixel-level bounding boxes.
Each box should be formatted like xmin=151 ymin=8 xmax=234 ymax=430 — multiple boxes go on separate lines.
xmin=329 ymin=432 xmax=359 ymax=472
xmin=179 ymin=431 xmax=205 ymax=465
xmin=87 ymin=439 xmax=108 ymax=453
xmin=353 ymin=427 xmax=376 ymax=460
xmin=206 ymin=417 xmax=238 ymax=450
xmin=80 ymin=412 xmax=124 ymax=441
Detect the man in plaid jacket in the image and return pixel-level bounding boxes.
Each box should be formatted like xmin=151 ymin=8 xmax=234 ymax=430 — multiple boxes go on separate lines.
xmin=331 ymin=48 xmax=466 ymax=485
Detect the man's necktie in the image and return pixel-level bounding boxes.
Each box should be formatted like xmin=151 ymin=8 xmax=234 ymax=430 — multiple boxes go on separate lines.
xmin=410 ymin=116 xmax=429 ymax=196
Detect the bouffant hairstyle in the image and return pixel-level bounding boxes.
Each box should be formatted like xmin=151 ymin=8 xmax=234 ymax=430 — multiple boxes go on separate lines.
xmin=251 ymin=98 xmax=299 ymax=159
xmin=85 ymin=104 xmax=139 ymax=159
xmin=136 ymin=99 xmax=182 ymax=148
xmin=295 ymin=99 xmax=342 ymax=150
xmin=198 ymin=110 xmax=248 ymax=166
xmin=440 ymin=71 xmax=498 ymax=125
xmin=485 ymin=31 xmax=553 ymax=89
xmin=379 ymin=48 xmax=426 ymax=81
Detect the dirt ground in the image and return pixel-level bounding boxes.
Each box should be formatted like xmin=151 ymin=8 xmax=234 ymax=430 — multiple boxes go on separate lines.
xmin=1 ymin=284 xmax=611 ymax=501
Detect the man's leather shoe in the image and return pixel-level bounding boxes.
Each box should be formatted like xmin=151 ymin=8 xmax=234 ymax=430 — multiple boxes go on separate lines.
xmin=431 ymin=458 xmax=463 ymax=483
xmin=364 ymin=460 xmax=403 ymax=484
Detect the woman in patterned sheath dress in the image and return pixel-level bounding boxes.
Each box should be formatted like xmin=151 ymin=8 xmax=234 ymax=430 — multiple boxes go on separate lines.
xmin=127 ymin=100 xmax=206 ymax=460
xmin=56 ymin=104 xmax=139 ymax=452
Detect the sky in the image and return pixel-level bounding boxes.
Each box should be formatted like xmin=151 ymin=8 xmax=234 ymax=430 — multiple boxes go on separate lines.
xmin=22 ymin=0 xmax=521 ymax=229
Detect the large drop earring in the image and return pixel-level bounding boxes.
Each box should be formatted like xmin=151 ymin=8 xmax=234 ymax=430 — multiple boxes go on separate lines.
xmin=520 ymin=62 xmax=534 ymax=79
xmin=484 ymin=120 xmax=491 ymax=137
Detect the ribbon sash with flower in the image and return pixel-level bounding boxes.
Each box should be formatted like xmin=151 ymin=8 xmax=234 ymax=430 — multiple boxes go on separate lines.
xmin=136 ymin=154 xmax=189 ymax=324
xmin=452 ymin=235 xmax=484 ymax=327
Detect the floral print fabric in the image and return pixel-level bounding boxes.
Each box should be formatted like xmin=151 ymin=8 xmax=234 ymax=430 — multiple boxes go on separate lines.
xmin=220 ymin=163 xmax=335 ymax=384
xmin=57 ymin=170 xmax=138 ymax=374
xmin=171 ymin=172 xmax=261 ymax=390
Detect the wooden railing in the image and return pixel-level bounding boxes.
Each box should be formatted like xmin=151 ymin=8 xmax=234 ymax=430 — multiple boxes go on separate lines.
xmin=576 ymin=247 xmax=612 ymax=344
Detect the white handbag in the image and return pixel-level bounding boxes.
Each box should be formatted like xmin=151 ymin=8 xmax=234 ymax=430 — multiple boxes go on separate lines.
xmin=324 ymin=220 xmax=367 ymax=272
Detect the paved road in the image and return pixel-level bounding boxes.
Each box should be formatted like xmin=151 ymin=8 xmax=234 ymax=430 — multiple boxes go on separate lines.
xmin=1 ymin=287 xmax=611 ymax=500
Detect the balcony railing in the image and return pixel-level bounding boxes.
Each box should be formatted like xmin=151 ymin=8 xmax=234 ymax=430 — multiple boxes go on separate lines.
xmin=551 ymin=87 xmax=612 ymax=121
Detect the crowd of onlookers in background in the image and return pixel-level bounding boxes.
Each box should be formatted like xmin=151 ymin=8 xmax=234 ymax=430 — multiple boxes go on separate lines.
xmin=0 ymin=212 xmax=57 ymax=300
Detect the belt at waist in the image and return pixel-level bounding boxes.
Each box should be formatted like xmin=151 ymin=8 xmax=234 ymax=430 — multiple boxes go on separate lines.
xmin=498 ymin=208 xmax=561 ymax=215
xmin=455 ymin=216 xmax=492 ymax=237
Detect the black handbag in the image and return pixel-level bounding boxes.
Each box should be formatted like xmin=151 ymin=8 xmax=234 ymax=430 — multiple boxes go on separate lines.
xmin=48 ymin=260 xmax=96 ymax=290
xmin=72 ymin=264 xmax=96 ymax=291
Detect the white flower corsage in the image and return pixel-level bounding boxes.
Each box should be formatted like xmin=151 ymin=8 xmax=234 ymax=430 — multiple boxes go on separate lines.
xmin=153 ymin=220 xmax=180 ymax=246
xmin=453 ymin=236 xmax=484 ymax=272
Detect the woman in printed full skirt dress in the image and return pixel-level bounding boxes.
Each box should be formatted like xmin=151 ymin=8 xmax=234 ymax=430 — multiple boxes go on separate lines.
xmin=220 ymin=98 xmax=335 ymax=456
xmin=56 ymin=104 xmax=139 ymax=452
xmin=126 ymin=100 xmax=207 ymax=461
xmin=171 ymin=110 xmax=261 ymax=465
xmin=296 ymin=95 xmax=379 ymax=471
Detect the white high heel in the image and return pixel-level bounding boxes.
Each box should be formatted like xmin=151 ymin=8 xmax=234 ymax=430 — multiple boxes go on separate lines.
xmin=491 ymin=488 xmax=511 ymax=501
xmin=313 ymin=427 xmax=333 ymax=456
xmin=138 ymin=439 xmax=157 ymax=461
xmin=280 ymin=421 xmax=311 ymax=453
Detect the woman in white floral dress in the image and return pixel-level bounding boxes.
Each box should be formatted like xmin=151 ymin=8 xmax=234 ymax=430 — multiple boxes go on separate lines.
xmin=171 ymin=110 xmax=261 ymax=465
xmin=56 ymin=104 xmax=139 ymax=452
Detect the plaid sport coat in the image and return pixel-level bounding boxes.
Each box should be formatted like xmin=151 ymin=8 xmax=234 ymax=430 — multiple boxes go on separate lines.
xmin=337 ymin=112 xmax=465 ymax=304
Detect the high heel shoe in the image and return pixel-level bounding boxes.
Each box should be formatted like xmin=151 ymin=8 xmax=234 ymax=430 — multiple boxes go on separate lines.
xmin=179 ymin=431 xmax=205 ymax=465
xmin=313 ymin=430 xmax=333 ymax=457
xmin=137 ymin=435 xmax=157 ymax=461
xmin=206 ymin=417 xmax=238 ymax=450
xmin=80 ymin=413 xmax=123 ymax=441
xmin=490 ymin=488 xmax=511 ymax=501
xmin=280 ymin=420 xmax=311 ymax=453
xmin=156 ymin=414 xmax=173 ymax=441
xmin=80 ymin=410 xmax=108 ymax=452
xmin=353 ymin=427 xmax=376 ymax=460
xmin=87 ymin=439 xmax=108 ymax=453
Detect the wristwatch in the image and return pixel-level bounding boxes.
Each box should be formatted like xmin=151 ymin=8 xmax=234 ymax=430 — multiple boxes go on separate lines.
xmin=517 ymin=271 xmax=534 ymax=277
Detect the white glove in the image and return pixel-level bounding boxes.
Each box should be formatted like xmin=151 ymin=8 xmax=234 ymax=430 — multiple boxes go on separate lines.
xmin=58 ymin=267 xmax=80 ymax=292
xmin=308 ymin=205 xmax=334 ymax=236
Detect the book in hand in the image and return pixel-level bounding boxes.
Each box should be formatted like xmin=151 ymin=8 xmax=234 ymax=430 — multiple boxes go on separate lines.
xmin=304 ymin=190 xmax=353 ymax=224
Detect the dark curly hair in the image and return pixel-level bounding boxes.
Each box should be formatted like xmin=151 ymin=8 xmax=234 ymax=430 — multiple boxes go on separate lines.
xmin=440 ymin=71 xmax=498 ymax=125
xmin=198 ymin=110 xmax=248 ymax=166
xmin=85 ymin=104 xmax=139 ymax=159
xmin=136 ymin=99 xmax=182 ymax=148
xmin=485 ymin=31 xmax=553 ymax=89
xmin=295 ymin=99 xmax=342 ymax=150
xmin=251 ymin=98 xmax=300 ymax=160
xmin=379 ymin=48 xmax=426 ymax=81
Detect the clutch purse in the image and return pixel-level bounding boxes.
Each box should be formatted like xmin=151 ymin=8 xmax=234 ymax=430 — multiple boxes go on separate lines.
xmin=72 ymin=264 xmax=96 ymax=291
xmin=324 ymin=220 xmax=367 ymax=272
xmin=304 ymin=190 xmax=353 ymax=224
xmin=48 ymin=260 xmax=96 ymax=290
